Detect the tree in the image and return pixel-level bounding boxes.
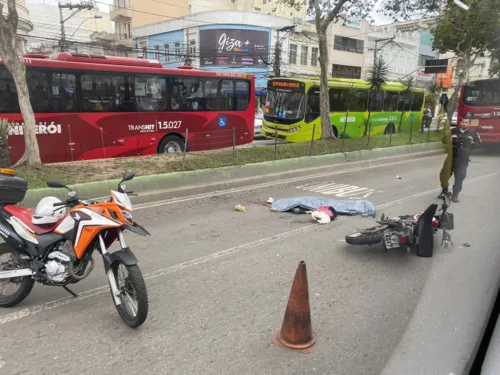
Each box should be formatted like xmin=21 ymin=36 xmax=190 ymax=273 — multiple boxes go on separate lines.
xmin=365 ymin=58 xmax=390 ymax=137
xmin=397 ymin=76 xmax=415 ymax=133
xmin=0 ymin=119 xmax=11 ymax=167
xmin=276 ymin=0 xmax=376 ymax=139
xmin=431 ymin=0 xmax=500 ymax=118
xmin=425 ymin=82 xmax=440 ymax=114
xmin=489 ymin=48 xmax=500 ymax=77
xmin=0 ymin=0 xmax=41 ymax=166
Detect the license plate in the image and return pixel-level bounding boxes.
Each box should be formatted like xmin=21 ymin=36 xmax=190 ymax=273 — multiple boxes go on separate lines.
xmin=384 ymin=231 xmax=400 ymax=249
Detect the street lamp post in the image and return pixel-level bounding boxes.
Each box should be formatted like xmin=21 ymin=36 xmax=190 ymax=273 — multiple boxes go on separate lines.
xmin=69 ymin=15 xmax=103 ymax=40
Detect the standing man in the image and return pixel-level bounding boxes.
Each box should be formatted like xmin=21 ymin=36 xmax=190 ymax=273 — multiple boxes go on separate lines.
xmin=438 ymin=117 xmax=481 ymax=202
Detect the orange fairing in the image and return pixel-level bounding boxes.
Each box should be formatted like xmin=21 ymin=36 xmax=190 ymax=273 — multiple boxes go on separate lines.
xmin=70 ymin=199 xmax=133 ymax=259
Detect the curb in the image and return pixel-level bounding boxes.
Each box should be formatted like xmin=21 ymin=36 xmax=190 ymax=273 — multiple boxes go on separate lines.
xmin=21 ymin=142 xmax=444 ymax=208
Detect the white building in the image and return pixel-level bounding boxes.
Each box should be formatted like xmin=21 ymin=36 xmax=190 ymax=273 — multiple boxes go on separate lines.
xmin=0 ymin=0 xmax=34 ymax=52
xmin=26 ymin=0 xmax=113 ymax=52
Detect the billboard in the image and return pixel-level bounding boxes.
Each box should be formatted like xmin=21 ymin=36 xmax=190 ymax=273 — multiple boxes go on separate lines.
xmin=199 ymin=28 xmax=269 ymax=69
xmin=424 ymin=58 xmax=449 ymax=74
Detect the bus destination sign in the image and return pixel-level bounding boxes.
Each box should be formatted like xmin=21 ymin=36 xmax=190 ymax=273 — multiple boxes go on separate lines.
xmin=269 ymin=80 xmax=304 ymax=89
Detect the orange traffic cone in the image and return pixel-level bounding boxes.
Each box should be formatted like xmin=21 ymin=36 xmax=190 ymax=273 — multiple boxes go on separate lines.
xmin=273 ymin=261 xmax=316 ymax=353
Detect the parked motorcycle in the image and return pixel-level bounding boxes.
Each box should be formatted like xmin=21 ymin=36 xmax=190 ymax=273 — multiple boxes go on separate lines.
xmin=345 ymin=193 xmax=454 ymax=257
xmin=0 ymin=169 xmax=149 ymax=328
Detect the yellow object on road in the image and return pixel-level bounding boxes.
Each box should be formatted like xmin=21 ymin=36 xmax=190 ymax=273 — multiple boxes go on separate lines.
xmin=234 ymin=205 xmax=246 ymax=212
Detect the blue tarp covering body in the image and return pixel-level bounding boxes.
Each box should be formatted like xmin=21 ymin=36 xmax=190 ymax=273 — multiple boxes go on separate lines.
xmin=271 ymin=197 xmax=376 ymax=218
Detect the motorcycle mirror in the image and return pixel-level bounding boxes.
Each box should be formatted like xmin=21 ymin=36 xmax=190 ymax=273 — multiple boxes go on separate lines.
xmin=47 ymin=180 xmax=70 ymax=190
xmin=121 ymin=171 xmax=135 ymax=182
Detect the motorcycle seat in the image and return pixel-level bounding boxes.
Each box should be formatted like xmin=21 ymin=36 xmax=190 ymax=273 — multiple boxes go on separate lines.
xmin=3 ymin=205 xmax=64 ymax=235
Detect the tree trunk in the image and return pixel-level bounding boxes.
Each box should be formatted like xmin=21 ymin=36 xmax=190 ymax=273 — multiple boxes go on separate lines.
xmin=7 ymin=58 xmax=41 ymax=166
xmin=364 ymin=89 xmax=374 ymax=137
xmin=317 ymin=29 xmax=334 ymax=139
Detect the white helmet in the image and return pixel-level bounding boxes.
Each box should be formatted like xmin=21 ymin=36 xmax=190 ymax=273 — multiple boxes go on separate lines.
xmin=32 ymin=196 xmax=66 ymax=225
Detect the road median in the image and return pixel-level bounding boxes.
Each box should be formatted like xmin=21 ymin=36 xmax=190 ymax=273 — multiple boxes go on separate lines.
xmin=20 ymin=139 xmax=445 ymax=208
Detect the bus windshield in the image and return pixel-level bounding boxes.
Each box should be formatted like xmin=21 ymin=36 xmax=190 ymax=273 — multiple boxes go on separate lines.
xmin=463 ymin=79 xmax=500 ymax=107
xmin=265 ymin=88 xmax=305 ymax=120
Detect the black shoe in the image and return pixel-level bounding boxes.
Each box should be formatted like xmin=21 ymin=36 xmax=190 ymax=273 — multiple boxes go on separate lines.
xmin=438 ymin=189 xmax=448 ymax=199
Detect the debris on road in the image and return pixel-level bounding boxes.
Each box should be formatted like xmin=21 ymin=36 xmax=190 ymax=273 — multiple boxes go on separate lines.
xmin=234 ymin=205 xmax=246 ymax=212
xmin=311 ymin=206 xmax=337 ymax=224
xmin=463 ymin=243 xmax=471 ymax=247
xmin=271 ymin=197 xmax=376 ymax=218
xmin=396 ymin=175 xmax=402 ymax=180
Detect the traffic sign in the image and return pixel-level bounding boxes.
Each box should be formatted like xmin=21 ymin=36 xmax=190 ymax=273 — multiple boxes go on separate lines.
xmin=219 ymin=117 xmax=227 ymax=127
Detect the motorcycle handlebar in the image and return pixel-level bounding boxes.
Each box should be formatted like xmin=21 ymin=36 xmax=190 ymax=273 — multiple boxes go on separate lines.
xmin=53 ymin=201 xmax=67 ymax=207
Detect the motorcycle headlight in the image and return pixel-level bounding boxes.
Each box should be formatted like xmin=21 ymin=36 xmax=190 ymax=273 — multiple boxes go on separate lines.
xmin=122 ymin=210 xmax=133 ymax=222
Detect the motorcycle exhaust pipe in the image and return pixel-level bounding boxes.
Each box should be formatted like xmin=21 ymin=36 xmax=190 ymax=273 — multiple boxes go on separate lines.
xmin=68 ymin=256 xmax=95 ymax=281
xmin=0 ymin=268 xmax=33 ymax=279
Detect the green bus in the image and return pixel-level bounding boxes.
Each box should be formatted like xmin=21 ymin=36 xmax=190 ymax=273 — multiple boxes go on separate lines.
xmin=262 ymin=77 xmax=426 ymax=142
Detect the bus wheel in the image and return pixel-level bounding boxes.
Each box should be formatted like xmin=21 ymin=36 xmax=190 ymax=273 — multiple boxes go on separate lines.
xmin=332 ymin=126 xmax=339 ymax=138
xmin=159 ymin=135 xmax=185 ymax=153
xmin=384 ymin=123 xmax=396 ymax=135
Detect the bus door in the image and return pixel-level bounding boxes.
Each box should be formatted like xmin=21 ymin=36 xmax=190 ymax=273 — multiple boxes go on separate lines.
xmin=305 ymin=86 xmax=320 ymax=123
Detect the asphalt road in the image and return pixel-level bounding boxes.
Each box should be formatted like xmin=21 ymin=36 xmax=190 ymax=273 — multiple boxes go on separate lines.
xmin=0 ymin=150 xmax=499 ymax=375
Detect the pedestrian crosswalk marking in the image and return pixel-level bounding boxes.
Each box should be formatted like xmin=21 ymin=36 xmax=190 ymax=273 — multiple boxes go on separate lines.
xmin=296 ymin=181 xmax=381 ymax=199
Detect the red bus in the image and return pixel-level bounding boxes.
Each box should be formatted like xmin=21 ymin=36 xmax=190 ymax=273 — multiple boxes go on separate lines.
xmin=458 ymin=78 xmax=500 ymax=143
xmin=0 ymin=52 xmax=255 ymax=164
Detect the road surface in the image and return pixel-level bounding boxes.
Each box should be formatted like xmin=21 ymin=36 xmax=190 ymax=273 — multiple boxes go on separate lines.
xmin=0 ymin=150 xmax=499 ymax=375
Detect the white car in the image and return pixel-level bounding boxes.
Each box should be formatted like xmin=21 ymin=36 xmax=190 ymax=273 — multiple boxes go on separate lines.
xmin=254 ymin=118 xmax=263 ymax=139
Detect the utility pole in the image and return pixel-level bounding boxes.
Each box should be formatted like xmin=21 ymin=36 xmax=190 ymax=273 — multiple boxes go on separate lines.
xmin=274 ymin=25 xmax=295 ymax=78
xmin=184 ymin=28 xmax=192 ymax=66
xmin=373 ymin=37 xmax=394 ymax=64
xmin=58 ymin=1 xmax=95 ymax=52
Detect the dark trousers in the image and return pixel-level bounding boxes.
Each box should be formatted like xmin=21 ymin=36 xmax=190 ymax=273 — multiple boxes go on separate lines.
xmin=439 ymin=153 xmax=469 ymax=194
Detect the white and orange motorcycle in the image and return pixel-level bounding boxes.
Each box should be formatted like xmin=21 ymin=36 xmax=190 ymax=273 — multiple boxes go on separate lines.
xmin=0 ymin=169 xmax=149 ymax=328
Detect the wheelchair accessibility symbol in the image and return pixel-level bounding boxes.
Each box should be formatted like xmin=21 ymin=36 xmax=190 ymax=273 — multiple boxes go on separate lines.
xmin=219 ymin=118 xmax=227 ymax=127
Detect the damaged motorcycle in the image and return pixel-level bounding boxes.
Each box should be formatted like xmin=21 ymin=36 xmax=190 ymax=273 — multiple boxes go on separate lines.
xmin=345 ymin=193 xmax=454 ymax=257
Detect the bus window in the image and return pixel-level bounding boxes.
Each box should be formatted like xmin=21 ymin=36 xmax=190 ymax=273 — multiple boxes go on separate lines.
xmin=51 ymin=72 xmax=77 ymax=112
xmin=171 ymin=77 xmax=204 ymax=111
xmin=410 ymin=92 xmax=424 ymax=111
xmin=204 ymin=79 xmax=218 ymax=111
xmin=351 ymin=90 xmax=368 ymax=112
xmin=383 ymin=92 xmax=399 ymax=112
xmin=81 ymin=74 xmax=127 ymax=112
xmin=0 ymin=67 xmax=19 ymax=113
xmin=133 ymin=76 xmax=167 ymax=112
xmin=397 ymin=92 xmax=412 ymax=111
xmin=368 ymin=90 xmax=384 ymax=112
xmin=235 ymin=81 xmax=250 ymax=111
xmin=219 ymin=80 xmax=235 ymax=111
xmin=329 ymin=88 xmax=347 ymax=112
xmin=27 ymin=70 xmax=52 ymax=112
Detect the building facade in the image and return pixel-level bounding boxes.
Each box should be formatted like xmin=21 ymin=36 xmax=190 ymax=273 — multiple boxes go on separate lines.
xmin=328 ymin=19 xmax=370 ymax=80
xmin=133 ymin=11 xmax=317 ymax=89
xmin=26 ymin=1 xmax=112 ymax=53
xmin=1 ymin=0 xmax=34 ymax=52
xmin=110 ymin=0 xmax=189 ymax=52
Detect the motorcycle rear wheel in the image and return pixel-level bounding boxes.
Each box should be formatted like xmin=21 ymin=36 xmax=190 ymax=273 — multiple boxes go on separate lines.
xmin=0 ymin=244 xmax=34 ymax=308
xmin=110 ymin=263 xmax=148 ymax=328
xmin=345 ymin=225 xmax=386 ymax=245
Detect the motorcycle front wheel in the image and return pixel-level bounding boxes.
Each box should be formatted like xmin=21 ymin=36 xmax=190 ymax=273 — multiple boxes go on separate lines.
xmin=345 ymin=225 xmax=386 ymax=245
xmin=110 ymin=262 xmax=148 ymax=328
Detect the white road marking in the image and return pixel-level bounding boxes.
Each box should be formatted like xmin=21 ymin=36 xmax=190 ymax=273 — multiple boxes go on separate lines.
xmin=134 ymin=151 xmax=442 ymax=210
xmin=296 ymin=181 xmax=380 ymax=199
xmin=1 ymin=170 xmax=497 ymax=325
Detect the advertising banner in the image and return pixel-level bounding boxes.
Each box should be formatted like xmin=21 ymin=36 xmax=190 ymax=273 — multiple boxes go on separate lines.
xmin=199 ymin=28 xmax=269 ymax=69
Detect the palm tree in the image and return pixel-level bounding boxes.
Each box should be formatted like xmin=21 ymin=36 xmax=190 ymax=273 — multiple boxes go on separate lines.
xmin=365 ymin=58 xmax=390 ymax=138
xmin=0 ymin=119 xmax=12 ymax=168
xmin=397 ymin=76 xmax=416 ymax=133
xmin=426 ymin=82 xmax=440 ymax=115
xmin=341 ymin=84 xmax=357 ymax=152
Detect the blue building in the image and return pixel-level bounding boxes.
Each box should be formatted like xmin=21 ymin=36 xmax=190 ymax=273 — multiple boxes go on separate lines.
xmin=133 ymin=11 xmax=295 ymax=91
